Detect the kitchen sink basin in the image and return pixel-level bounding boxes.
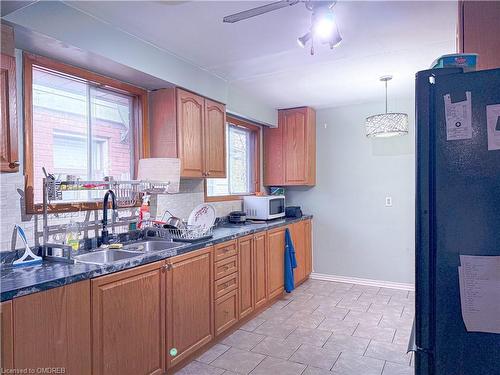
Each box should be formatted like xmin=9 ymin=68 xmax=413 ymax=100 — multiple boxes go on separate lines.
xmin=122 ymin=240 xmax=182 ymax=252
xmin=73 ymin=249 xmax=144 ymax=265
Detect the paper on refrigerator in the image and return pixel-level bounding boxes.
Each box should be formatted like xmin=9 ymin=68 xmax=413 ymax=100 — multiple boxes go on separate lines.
xmin=458 ymin=255 xmax=500 ymax=334
xmin=444 ymin=92 xmax=472 ymax=141
xmin=486 ymin=104 xmax=500 ymax=151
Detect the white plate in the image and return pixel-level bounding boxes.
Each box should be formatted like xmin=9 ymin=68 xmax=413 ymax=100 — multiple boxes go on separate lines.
xmin=187 ymin=203 xmax=216 ymax=230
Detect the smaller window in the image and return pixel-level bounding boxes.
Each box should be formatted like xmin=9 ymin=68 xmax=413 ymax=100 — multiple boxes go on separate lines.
xmin=206 ymin=117 xmax=261 ymax=201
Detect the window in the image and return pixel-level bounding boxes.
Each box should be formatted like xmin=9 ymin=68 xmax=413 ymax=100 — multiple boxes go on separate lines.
xmin=206 ymin=117 xmax=261 ymax=200
xmin=24 ymin=53 xmax=148 ymax=213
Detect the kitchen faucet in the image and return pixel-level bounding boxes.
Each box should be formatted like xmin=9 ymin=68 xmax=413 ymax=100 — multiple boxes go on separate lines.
xmin=101 ymin=189 xmax=117 ymax=245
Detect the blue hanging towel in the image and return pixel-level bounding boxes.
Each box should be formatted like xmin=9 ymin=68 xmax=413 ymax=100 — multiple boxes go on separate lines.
xmin=284 ymin=228 xmax=297 ymax=293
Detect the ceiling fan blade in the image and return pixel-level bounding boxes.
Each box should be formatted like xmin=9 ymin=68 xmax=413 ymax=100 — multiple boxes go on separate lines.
xmin=223 ymin=0 xmax=300 ymax=23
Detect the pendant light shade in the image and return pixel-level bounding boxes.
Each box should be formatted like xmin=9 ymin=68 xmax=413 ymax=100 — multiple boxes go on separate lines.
xmin=366 ymin=76 xmax=408 ymax=138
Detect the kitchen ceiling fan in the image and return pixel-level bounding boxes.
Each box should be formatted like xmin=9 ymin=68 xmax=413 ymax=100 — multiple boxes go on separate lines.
xmin=223 ymin=0 xmax=341 ymax=55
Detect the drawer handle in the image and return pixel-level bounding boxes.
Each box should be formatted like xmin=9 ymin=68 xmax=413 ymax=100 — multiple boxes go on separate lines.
xmin=224 ymin=310 xmax=229 ymax=315
xmin=224 ymin=266 xmax=229 ymax=271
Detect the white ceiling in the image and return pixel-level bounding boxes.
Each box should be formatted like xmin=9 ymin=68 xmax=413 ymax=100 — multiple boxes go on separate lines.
xmin=64 ymin=0 xmax=457 ymax=109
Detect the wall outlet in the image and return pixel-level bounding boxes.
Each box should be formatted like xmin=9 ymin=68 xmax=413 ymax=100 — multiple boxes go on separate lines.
xmin=385 ymin=196 xmax=393 ymax=207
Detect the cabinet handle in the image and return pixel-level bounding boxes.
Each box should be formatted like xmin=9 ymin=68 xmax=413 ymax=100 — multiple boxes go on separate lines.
xmin=224 ymin=266 xmax=229 ymax=271
xmin=163 ymin=264 xmax=172 ymax=272
xmin=223 ymin=310 xmax=229 ymax=315
xmin=9 ymin=161 xmax=19 ymax=169
xmin=206 ymin=172 xmax=211 ymax=176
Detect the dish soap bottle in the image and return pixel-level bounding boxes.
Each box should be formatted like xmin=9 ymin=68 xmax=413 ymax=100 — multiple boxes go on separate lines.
xmin=139 ymin=193 xmax=151 ymax=228
xmin=65 ymin=220 xmax=80 ymax=251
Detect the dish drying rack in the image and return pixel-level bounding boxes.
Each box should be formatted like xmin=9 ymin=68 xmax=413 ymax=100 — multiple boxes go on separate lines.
xmin=40 ymin=177 xmax=174 ymax=263
xmin=45 ymin=178 xmax=173 ymax=207
xmin=166 ymin=225 xmax=214 ymax=242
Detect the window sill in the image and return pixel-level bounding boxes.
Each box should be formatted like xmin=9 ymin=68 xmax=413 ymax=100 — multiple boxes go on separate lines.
xmin=204 ymin=193 xmax=256 ymax=203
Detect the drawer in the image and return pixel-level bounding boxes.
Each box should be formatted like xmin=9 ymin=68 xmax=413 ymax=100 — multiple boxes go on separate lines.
xmin=214 ymin=272 xmax=238 ymax=299
xmin=215 ymin=289 xmax=238 ymax=336
xmin=214 ymin=240 xmax=237 ymax=262
xmin=214 ymin=256 xmax=238 ymax=280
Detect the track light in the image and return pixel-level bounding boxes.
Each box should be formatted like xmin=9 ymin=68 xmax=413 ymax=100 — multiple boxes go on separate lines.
xmin=297 ymin=32 xmax=311 ymax=48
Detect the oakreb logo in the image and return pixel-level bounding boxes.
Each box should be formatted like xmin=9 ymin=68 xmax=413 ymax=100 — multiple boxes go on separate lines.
xmin=454 ymin=57 xmax=467 ymax=64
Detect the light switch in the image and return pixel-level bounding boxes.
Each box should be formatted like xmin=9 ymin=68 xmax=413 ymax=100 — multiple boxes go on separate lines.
xmin=385 ymin=196 xmax=393 ymax=207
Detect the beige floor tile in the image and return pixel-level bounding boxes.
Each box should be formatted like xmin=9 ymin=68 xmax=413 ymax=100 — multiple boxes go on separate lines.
xmin=317 ymin=318 xmax=358 ymax=336
xmin=331 ymin=352 xmax=384 ymax=375
xmin=176 ymin=361 xmax=226 ymax=375
xmin=197 ymin=344 xmax=231 ymax=364
xmin=239 ymin=317 xmax=266 ymax=332
xmin=286 ymin=327 xmax=332 ymax=347
xmin=378 ymin=288 xmax=410 ymax=298
xmin=323 ymin=334 xmax=370 ymax=355
xmin=365 ymin=341 xmax=412 ymax=365
xmin=251 ymin=356 xmax=306 ymax=375
xmin=379 ymin=316 xmax=413 ymax=330
xmin=211 ymin=348 xmax=265 ymax=374
xmin=285 ymin=311 xmax=326 ymax=329
xmin=251 ymin=336 xmax=301 ymax=359
xmin=302 ymin=366 xmax=334 ymax=375
xmin=254 ymin=320 xmax=298 ymax=339
xmin=344 ymin=310 xmax=383 ymax=325
xmin=289 ymin=344 xmax=341 ymax=370
xmin=221 ymin=330 xmax=265 ymax=350
xmin=353 ymin=324 xmax=396 ymax=343
xmin=336 ymin=299 xmax=372 ymax=312
xmin=382 ymin=361 xmax=414 ymax=375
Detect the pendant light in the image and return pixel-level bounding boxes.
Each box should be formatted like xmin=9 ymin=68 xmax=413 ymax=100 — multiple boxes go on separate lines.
xmin=365 ymin=76 xmax=408 ymax=138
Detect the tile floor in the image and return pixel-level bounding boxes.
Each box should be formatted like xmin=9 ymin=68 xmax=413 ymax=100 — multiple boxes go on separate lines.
xmin=175 ymin=279 xmax=415 ymax=375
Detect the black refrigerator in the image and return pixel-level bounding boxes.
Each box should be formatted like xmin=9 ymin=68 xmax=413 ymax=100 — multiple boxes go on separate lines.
xmin=415 ymin=67 xmax=500 ymax=375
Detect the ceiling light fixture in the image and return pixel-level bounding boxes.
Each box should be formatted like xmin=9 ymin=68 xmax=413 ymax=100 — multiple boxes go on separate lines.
xmin=298 ymin=3 xmax=342 ymax=55
xmin=365 ymin=76 xmax=409 ymax=138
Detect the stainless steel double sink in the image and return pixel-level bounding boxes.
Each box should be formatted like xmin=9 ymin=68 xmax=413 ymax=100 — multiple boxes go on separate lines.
xmin=72 ymin=240 xmax=182 ymax=265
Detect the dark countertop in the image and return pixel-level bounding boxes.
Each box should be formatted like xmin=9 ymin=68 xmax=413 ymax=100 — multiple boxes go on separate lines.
xmin=0 ymin=215 xmax=311 ymax=301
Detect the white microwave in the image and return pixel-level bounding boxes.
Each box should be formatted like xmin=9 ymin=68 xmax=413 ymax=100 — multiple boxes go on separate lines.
xmin=243 ymin=195 xmax=286 ymax=220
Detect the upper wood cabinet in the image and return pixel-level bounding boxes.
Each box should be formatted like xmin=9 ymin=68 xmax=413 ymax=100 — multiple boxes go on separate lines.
xmin=204 ymin=98 xmax=226 ymax=178
xmin=150 ymin=88 xmax=226 ymax=178
xmin=264 ymin=107 xmax=316 ymax=186
xmin=458 ymin=1 xmax=500 ymax=70
xmin=12 ymin=281 xmax=91 ymax=374
xmin=1 ymin=50 xmax=19 ymax=173
xmin=165 ymin=246 xmax=214 ymax=369
xmin=91 ymin=262 xmax=165 ymax=375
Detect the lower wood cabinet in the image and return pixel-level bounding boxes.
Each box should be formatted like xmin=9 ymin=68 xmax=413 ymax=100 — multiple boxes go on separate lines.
xmin=253 ymin=231 xmax=268 ymax=309
xmin=12 ymin=281 xmax=91 ymax=374
xmin=91 ymin=262 xmax=165 ymax=375
xmin=166 ymin=246 xmax=214 ymax=368
xmin=291 ymin=220 xmax=307 ymax=285
xmin=0 ymin=300 xmax=13 ymax=370
xmin=304 ymin=219 xmax=313 ymax=275
xmin=267 ymin=226 xmax=287 ymax=299
xmin=214 ymin=289 xmax=238 ymax=336
xmin=238 ymin=235 xmax=254 ymax=319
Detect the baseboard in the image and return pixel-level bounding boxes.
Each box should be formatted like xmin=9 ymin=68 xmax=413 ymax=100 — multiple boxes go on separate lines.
xmin=310 ymin=272 xmax=415 ymax=291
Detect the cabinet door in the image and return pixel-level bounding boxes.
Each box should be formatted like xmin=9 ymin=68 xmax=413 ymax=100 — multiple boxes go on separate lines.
xmin=13 ymin=281 xmax=91 ymax=374
xmin=1 ymin=301 xmax=13 ymax=370
xmin=459 ymin=1 xmax=500 ymax=70
xmin=291 ymin=221 xmax=307 ymax=285
xmin=304 ymin=219 xmax=313 ymax=276
xmin=177 ymin=88 xmax=205 ymax=177
xmin=253 ymin=231 xmax=268 ymax=309
xmin=238 ymin=235 xmax=254 ymax=319
xmin=166 ymin=247 xmax=213 ymax=368
xmin=92 ymin=262 xmax=165 ymax=375
xmin=263 ymin=124 xmax=283 ymax=186
xmin=1 ymin=53 xmax=19 ymax=173
xmin=282 ymin=108 xmax=308 ymax=184
xmin=204 ymin=99 xmax=226 ymax=178
xmin=215 ymin=289 xmax=238 ymax=337
xmin=267 ymin=227 xmax=286 ymax=299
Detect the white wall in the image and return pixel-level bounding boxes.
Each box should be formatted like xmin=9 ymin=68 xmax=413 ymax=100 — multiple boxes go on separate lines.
xmin=286 ymin=98 xmax=415 ymax=284
xmin=3 ymin=1 xmax=277 ymax=126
